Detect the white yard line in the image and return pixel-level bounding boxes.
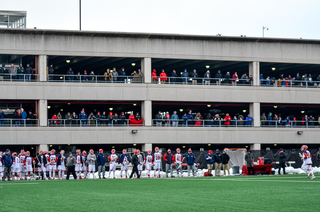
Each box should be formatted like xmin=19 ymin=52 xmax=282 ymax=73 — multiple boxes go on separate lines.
xmin=0 ymin=183 xmax=39 ymax=185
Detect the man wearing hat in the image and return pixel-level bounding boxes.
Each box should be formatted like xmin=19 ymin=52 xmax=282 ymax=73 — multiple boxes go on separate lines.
xmin=205 ymin=150 xmax=214 ymax=176
xmin=245 ymin=150 xmax=254 ymax=175
xmin=278 ymin=148 xmax=287 ymax=175
xmin=163 ymin=149 xmax=174 ymax=178
xmin=1 ymin=149 xmax=13 ymax=181
xmin=186 ymin=148 xmax=196 ymax=177
xmin=214 ymin=149 xmax=222 ymax=177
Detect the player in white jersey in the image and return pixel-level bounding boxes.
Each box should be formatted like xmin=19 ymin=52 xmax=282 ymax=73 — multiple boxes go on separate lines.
xmin=19 ymin=150 xmax=26 ymax=180
xmin=81 ymin=151 xmax=88 ymax=179
xmin=44 ymin=151 xmax=50 ymax=179
xmin=24 ymin=151 xmax=35 ymax=180
xmin=145 ymin=150 xmax=153 ymax=178
xmin=0 ymin=151 xmax=3 ymax=179
xmin=75 ymin=150 xmax=82 ymax=179
xmin=299 ymin=145 xmax=315 ymax=180
xmin=108 ymin=149 xmax=118 ymax=179
xmin=36 ymin=150 xmax=47 ymax=180
xmin=48 ymin=149 xmax=57 ymax=179
xmin=87 ymin=149 xmax=96 ymax=179
xmin=12 ymin=152 xmax=20 ymax=180
xmin=119 ymin=149 xmax=130 ymax=178
xmin=57 ymin=150 xmax=66 ymax=180
xmin=174 ymin=148 xmax=184 ymax=177
xmin=137 ymin=150 xmax=144 ymax=177
xmin=153 ymin=147 xmax=162 ymax=178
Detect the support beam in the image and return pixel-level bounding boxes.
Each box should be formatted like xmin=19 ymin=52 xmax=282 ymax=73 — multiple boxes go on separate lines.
xmin=141 ymin=58 xmax=151 ymax=84
xmin=142 ymin=143 xmax=152 ymax=152
xmin=38 ymin=100 xmax=48 ymax=127
xmin=249 ymin=61 xmax=260 ymax=86
xmin=38 ymin=55 xmax=47 ymax=82
xmin=141 ymin=100 xmax=152 ymax=127
xmin=249 ymin=102 xmax=260 ymax=127
xmin=39 ymin=144 xmax=48 ymax=152
xmin=250 ymin=143 xmax=261 ymax=150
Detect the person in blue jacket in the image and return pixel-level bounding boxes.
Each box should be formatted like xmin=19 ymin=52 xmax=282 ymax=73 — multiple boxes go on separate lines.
xmin=21 ymin=108 xmax=27 ymax=125
xmin=97 ymin=149 xmax=106 ymax=179
xmin=245 ymin=114 xmax=254 ymax=126
xmin=2 ymin=149 xmax=13 ymax=181
xmin=181 ymin=69 xmax=189 ymax=84
xmin=186 ymin=148 xmax=196 ymax=177
xmin=79 ymin=108 xmax=88 ymax=127
xmin=205 ymin=150 xmax=214 ymax=176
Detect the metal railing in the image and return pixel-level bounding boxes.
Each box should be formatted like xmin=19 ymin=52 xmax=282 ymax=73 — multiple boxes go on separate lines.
xmin=48 ymin=74 xmax=144 ymax=83
xmin=47 ymin=119 xmax=143 ymax=127
xmin=260 ymin=79 xmax=320 ymax=88
xmin=0 ymin=74 xmax=39 ymax=82
xmin=261 ymin=120 xmax=320 ymax=128
xmin=0 ymin=119 xmax=39 ymax=127
xmin=152 ymin=119 xmax=254 ymax=127
xmin=152 ymin=77 xmax=253 ymax=86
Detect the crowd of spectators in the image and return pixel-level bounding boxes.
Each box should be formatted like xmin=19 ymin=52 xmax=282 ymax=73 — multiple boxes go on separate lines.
xmin=260 ymin=73 xmax=320 ymax=87
xmin=49 ymin=108 xmax=142 ymax=126
xmin=0 ymin=63 xmax=34 ymax=81
xmin=154 ymin=110 xmax=254 ymax=127
xmin=260 ymin=112 xmax=320 ymax=127
xmin=0 ymin=108 xmax=35 ymax=126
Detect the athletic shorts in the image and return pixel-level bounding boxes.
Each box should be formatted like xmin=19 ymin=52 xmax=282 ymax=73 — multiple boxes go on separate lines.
xmin=88 ymin=164 xmax=95 ymax=172
xmin=75 ymin=164 xmax=81 ymax=172
xmin=20 ymin=165 xmax=25 ymax=173
xmin=25 ymin=165 xmax=33 ymax=173
xmin=121 ymin=164 xmax=128 ymax=171
xmin=146 ymin=163 xmax=152 ymax=170
xmin=138 ymin=164 xmax=143 ymax=171
xmin=109 ymin=163 xmax=117 ymax=171
xmin=38 ymin=165 xmax=46 ymax=172
xmin=154 ymin=163 xmax=161 ymax=170
xmin=49 ymin=165 xmax=56 ymax=171
xmin=58 ymin=165 xmax=65 ymax=171
xmin=301 ymin=164 xmax=312 ymax=171
xmin=81 ymin=165 xmax=87 ymax=172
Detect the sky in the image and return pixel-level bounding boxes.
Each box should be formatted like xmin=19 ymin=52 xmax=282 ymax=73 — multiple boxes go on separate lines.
xmin=1 ymin=0 xmax=320 ymax=39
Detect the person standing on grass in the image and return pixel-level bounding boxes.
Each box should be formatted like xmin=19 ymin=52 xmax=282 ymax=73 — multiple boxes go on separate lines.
xmin=205 ymin=150 xmax=214 ymax=176
xmin=66 ymin=152 xmax=77 ymax=180
xmin=2 ymin=149 xmax=13 ymax=181
xmin=214 ymin=149 xmax=222 ymax=177
xmin=222 ymin=150 xmax=230 ymax=176
xmin=278 ymin=148 xmax=286 ymax=175
xmin=130 ymin=149 xmax=140 ymax=179
xmin=163 ymin=149 xmax=174 ymax=178
xmin=186 ymin=148 xmax=196 ymax=177
xmin=87 ymin=149 xmax=96 ymax=179
xmin=316 ymin=148 xmax=320 ymax=167
xmin=97 ymin=149 xmax=106 ymax=179
xmin=245 ymin=150 xmax=254 ymax=175
xmin=299 ymin=145 xmax=315 ymax=180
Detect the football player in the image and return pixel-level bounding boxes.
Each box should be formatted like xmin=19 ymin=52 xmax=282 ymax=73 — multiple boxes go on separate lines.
xmin=145 ymin=150 xmax=153 ymax=178
xmin=108 ymin=149 xmax=118 ymax=179
xmin=57 ymin=150 xmax=66 ymax=180
xmin=75 ymin=150 xmax=82 ymax=179
xmin=81 ymin=150 xmax=87 ymax=179
xmin=24 ymin=151 xmax=35 ymax=180
xmin=137 ymin=150 xmax=144 ymax=177
xmin=19 ymin=150 xmax=26 ymax=180
xmin=44 ymin=150 xmax=50 ymax=179
xmin=36 ymin=150 xmax=47 ymax=180
xmin=118 ymin=149 xmax=130 ymax=178
xmin=153 ymin=147 xmax=162 ymax=178
xmin=87 ymin=149 xmax=96 ymax=179
xmin=48 ymin=149 xmax=57 ymax=180
xmin=174 ymin=148 xmax=184 ymax=177
xmin=299 ymin=145 xmax=315 ymax=180
xmin=12 ymin=152 xmax=20 ymax=180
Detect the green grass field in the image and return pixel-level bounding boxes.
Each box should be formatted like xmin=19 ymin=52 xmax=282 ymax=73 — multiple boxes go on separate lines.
xmin=0 ymin=174 xmax=319 ymax=212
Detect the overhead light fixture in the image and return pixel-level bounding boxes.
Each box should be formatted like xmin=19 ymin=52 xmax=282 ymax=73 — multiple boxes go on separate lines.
xmin=133 ymin=104 xmax=137 ymax=106
xmin=60 ymin=77 xmax=63 ymax=79
xmin=301 ymin=111 xmax=305 ymax=114
xmin=242 ymin=110 xmax=246 ymax=113
xmin=112 ymin=146 xmax=115 ymax=149
xmin=180 ymin=72 xmax=183 ymax=75
xmin=274 ymin=144 xmax=277 ymax=146
xmin=207 ymin=105 xmax=211 ymax=107
xmin=47 ymin=106 xmax=51 ymax=109
xmin=68 ymin=103 xmax=71 ymax=105
xmin=60 ymin=109 xmax=63 ymax=111
xmin=271 ymin=67 xmax=276 ymax=71
xmin=182 ymin=146 xmax=186 ymax=148
xmin=133 ymin=143 xmax=137 ymax=146
xmin=274 ymin=106 xmax=277 ymax=108
xmin=68 ymin=144 xmax=70 ymax=146
xmin=208 ymin=144 xmax=211 ymax=146
xmin=31 ymin=147 xmax=34 ymax=150
xmin=109 ymin=108 xmax=113 ymax=111
xmin=49 ymin=145 xmax=52 ymax=147
xmin=206 ymin=65 xmax=210 ymax=69
xmin=66 ymin=60 xmax=70 ymax=63
xmin=245 ymin=146 xmax=248 ymax=148
xmin=179 ymin=109 xmax=183 ymax=112
xmin=131 ymin=63 xmax=136 ymax=66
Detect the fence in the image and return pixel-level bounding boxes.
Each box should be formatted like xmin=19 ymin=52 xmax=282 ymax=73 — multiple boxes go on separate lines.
xmin=48 ymin=74 xmax=144 ymax=83
xmin=0 ymin=74 xmax=39 ymax=82
xmin=152 ymin=119 xmax=254 ymax=127
xmin=47 ymin=119 xmax=142 ymax=127
xmin=260 ymin=79 xmax=320 ymax=88
xmin=0 ymin=119 xmax=39 ymax=127
xmin=152 ymin=77 xmax=253 ymax=86
xmin=261 ymin=120 xmax=320 ymax=128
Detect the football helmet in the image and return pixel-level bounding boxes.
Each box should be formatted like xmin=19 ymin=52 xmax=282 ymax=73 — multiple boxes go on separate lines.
xmin=39 ymin=150 xmax=43 ymax=155
xmin=12 ymin=152 xmax=17 ymax=157
xmin=21 ymin=150 xmax=25 ymax=155
xmin=137 ymin=149 xmax=140 ymax=154
xmin=44 ymin=150 xmax=48 ymax=154
xmin=89 ymin=149 xmax=94 ymax=154
xmin=76 ymin=149 xmax=81 ymax=155
xmin=155 ymin=147 xmax=159 ymax=152
xmin=176 ymin=148 xmax=181 ymax=153
xmin=134 ymin=149 xmax=139 ymax=154
xmin=111 ymin=149 xmax=116 ymax=154
xmin=148 ymin=150 xmax=152 ymax=155
xmin=51 ymin=149 xmax=56 ymax=154
xmin=301 ymin=145 xmax=308 ymax=152
xmin=82 ymin=150 xmax=87 ymax=156
xmin=122 ymin=149 xmax=127 ymax=154
xmin=99 ymin=149 xmax=103 ymax=153
xmin=60 ymin=150 xmax=65 ymax=154
xmin=25 ymin=151 xmax=30 ymax=156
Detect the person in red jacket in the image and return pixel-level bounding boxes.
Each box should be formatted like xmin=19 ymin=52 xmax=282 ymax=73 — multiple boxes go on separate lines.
xmin=152 ymin=69 xmax=157 ymax=84
xmin=163 ymin=149 xmax=175 ymax=178
xmin=232 ymin=72 xmax=238 ymax=85
xmin=51 ymin=113 xmax=58 ymax=126
xmin=224 ymin=113 xmax=231 ymax=126
xmin=159 ymin=69 xmax=167 ymax=84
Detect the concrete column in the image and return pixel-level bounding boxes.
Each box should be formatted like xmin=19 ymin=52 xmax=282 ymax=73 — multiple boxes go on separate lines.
xmin=141 ymin=58 xmax=151 ymax=84
xmin=38 ymin=55 xmax=47 ymax=82
xmin=249 ymin=61 xmax=260 ymax=86
xmin=38 ymin=100 xmax=48 ymax=127
xmin=141 ymin=100 xmax=152 ymax=126
xmin=142 ymin=143 xmax=152 ymax=152
xmin=250 ymin=143 xmax=261 ymax=150
xmin=249 ymin=102 xmax=260 ymax=127
xmin=39 ymin=144 xmax=48 ymax=152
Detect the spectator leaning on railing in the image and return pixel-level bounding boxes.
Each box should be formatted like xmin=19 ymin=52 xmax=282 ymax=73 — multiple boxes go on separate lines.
xmin=171 ymin=111 xmax=179 ymax=127
xmin=204 ymin=70 xmax=211 ymax=85
xmin=191 ymin=69 xmax=198 ymax=85
xmin=245 ymin=114 xmax=254 ymax=126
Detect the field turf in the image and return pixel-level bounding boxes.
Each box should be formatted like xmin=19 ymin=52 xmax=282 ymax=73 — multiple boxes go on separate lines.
xmin=0 ymin=174 xmax=319 ymax=212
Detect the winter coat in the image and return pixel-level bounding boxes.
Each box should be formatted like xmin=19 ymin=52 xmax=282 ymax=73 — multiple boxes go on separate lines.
xmin=171 ymin=114 xmax=179 ymax=121
xmin=79 ymin=112 xmax=87 ymax=120
xmin=160 ymin=72 xmax=168 ymax=81
xmin=214 ymin=153 xmax=222 ymax=164
xmin=279 ymin=152 xmax=286 ymax=164
xmin=205 ymin=154 xmax=214 ymax=164
xmin=152 ymin=70 xmax=157 ymax=80
xmin=185 ymin=153 xmax=195 ymax=165
xmin=97 ymin=153 xmax=106 ymax=166
xmin=245 ymin=153 xmax=254 ymax=167
xmin=9 ymin=66 xmax=17 ymax=75
xmin=221 ymin=153 xmax=230 ymax=164
xmin=25 ymin=67 xmax=33 ymax=75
